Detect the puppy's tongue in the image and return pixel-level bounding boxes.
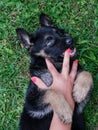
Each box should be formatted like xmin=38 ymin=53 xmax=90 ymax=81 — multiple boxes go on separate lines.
xmin=62 ymin=48 xmax=76 ymax=57
xmin=70 ymin=48 xmax=76 ymax=57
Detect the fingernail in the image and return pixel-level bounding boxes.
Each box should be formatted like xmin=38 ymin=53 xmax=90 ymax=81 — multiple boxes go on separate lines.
xmin=74 ymin=59 xmax=78 ymax=64
xmin=45 ymin=58 xmax=49 ymax=62
xmin=67 ymin=48 xmax=71 ymax=53
xmin=31 ymin=77 xmax=36 ymax=82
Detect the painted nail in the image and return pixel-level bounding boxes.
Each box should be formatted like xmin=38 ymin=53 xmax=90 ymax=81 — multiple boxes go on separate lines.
xmin=67 ymin=48 xmax=71 ymax=53
xmin=74 ymin=59 xmax=78 ymax=64
xmin=31 ymin=77 xmax=36 ymax=82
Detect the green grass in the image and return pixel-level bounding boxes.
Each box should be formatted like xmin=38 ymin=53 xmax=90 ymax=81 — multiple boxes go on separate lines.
xmin=0 ymin=0 xmax=98 ymax=129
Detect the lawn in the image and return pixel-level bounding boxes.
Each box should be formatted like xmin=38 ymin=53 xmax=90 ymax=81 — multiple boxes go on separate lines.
xmin=0 ymin=0 xmax=98 ymax=130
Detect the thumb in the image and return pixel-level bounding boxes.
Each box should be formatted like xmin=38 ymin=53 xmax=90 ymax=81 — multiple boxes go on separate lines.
xmin=31 ymin=77 xmax=49 ymax=90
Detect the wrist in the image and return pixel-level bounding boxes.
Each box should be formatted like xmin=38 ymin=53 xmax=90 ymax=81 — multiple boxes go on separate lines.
xmin=50 ymin=112 xmax=72 ymax=130
xmin=65 ymin=94 xmax=75 ymax=111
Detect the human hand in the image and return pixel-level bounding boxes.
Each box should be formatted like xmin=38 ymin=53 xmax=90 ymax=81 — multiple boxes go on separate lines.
xmin=31 ymin=48 xmax=78 ymax=110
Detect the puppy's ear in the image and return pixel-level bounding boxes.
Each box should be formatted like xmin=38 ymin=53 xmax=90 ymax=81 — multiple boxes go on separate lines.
xmin=40 ymin=13 xmax=53 ymax=27
xmin=16 ymin=28 xmax=33 ymax=51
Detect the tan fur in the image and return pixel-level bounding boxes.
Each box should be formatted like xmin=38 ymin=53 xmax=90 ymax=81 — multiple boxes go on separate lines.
xmin=44 ymin=35 xmax=51 ymax=39
xmin=35 ymin=50 xmax=48 ymax=57
xmin=73 ymin=71 xmax=93 ymax=103
xmin=43 ymin=89 xmax=73 ymax=123
xmin=42 ymin=71 xmax=93 ymax=123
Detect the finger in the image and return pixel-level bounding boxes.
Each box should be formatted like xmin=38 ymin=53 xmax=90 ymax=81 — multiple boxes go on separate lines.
xmin=45 ymin=58 xmax=58 ymax=78
xmin=70 ymin=59 xmax=78 ymax=82
xmin=31 ymin=76 xmax=48 ymax=90
xmin=61 ymin=48 xmax=71 ymax=76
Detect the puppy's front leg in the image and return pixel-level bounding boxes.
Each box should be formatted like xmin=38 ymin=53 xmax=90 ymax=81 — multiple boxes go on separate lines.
xmin=43 ymin=89 xmax=73 ymax=123
xmin=73 ymin=71 xmax=93 ymax=103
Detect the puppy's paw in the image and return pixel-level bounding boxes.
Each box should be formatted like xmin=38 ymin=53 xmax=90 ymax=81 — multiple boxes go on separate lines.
xmin=55 ymin=94 xmax=73 ymax=123
xmin=44 ymin=89 xmax=73 ymax=123
xmin=57 ymin=105 xmax=72 ymax=123
xmin=73 ymin=71 xmax=93 ymax=103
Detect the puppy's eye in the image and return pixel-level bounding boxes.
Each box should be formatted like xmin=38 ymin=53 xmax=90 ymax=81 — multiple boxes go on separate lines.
xmin=46 ymin=36 xmax=55 ymax=47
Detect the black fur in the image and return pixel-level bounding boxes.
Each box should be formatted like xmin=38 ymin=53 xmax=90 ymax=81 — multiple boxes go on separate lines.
xmin=16 ymin=13 xmax=91 ymax=130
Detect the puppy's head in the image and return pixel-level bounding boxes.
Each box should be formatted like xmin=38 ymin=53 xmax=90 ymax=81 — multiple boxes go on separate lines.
xmin=16 ymin=13 xmax=76 ymax=62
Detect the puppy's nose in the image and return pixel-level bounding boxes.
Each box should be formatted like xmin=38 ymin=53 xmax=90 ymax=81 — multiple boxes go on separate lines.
xmin=65 ymin=36 xmax=72 ymax=45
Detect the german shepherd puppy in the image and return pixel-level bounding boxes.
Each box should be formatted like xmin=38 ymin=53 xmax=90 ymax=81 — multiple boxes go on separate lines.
xmin=16 ymin=13 xmax=93 ymax=130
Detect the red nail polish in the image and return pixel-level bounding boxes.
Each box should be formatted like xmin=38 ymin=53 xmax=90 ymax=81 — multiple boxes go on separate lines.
xmin=31 ymin=77 xmax=36 ymax=82
xmin=74 ymin=59 xmax=78 ymax=64
xmin=67 ymin=48 xmax=71 ymax=53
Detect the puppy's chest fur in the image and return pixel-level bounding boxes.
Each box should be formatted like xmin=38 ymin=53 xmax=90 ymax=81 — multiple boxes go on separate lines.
xmin=34 ymin=69 xmax=53 ymax=87
xmin=33 ymin=61 xmax=63 ymax=87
